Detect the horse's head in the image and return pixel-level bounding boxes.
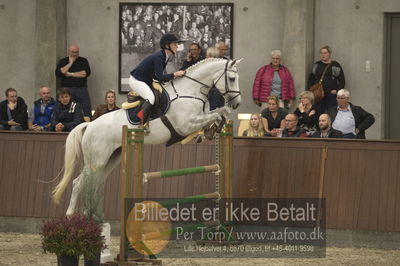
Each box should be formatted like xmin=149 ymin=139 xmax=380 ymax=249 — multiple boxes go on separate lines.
xmin=213 ymin=59 xmax=242 ymax=110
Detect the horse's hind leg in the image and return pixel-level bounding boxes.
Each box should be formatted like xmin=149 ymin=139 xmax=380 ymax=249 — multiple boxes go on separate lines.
xmin=66 ymin=170 xmax=86 ymax=216
xmin=66 ymin=149 xmax=122 ymax=216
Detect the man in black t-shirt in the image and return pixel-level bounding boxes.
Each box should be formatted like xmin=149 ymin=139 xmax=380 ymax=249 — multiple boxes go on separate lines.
xmin=55 ymin=44 xmax=92 ymax=118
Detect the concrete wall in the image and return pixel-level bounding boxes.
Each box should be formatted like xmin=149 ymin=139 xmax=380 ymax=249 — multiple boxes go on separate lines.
xmin=64 ymin=0 xmax=287 ymax=132
xmin=0 ymin=0 xmax=37 ymax=102
xmin=315 ymin=0 xmax=400 ymax=139
xmin=1 ymin=0 xmax=399 ymax=138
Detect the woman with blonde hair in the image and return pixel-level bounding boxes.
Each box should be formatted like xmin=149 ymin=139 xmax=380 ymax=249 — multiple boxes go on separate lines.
xmin=91 ymin=90 xmax=120 ymax=121
xmin=294 ymin=90 xmax=318 ymax=134
xmin=243 ymin=113 xmax=266 ymax=137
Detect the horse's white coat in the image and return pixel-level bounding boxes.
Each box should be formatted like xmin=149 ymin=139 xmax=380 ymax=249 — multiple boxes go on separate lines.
xmin=52 ymin=58 xmax=242 ymax=215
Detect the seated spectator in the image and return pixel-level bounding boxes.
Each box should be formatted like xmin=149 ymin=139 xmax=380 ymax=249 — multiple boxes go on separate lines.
xmin=294 ymin=91 xmax=318 ymax=135
xmin=28 ymin=86 xmax=57 ymax=131
xmin=0 ymin=88 xmax=27 ymax=131
xmin=282 ymin=114 xmax=308 ymax=137
xmin=91 ymin=90 xmax=120 ymax=121
xmin=327 ymin=89 xmax=375 ymax=139
xmin=261 ymin=96 xmax=288 ymax=137
xmin=181 ymin=43 xmax=203 ymax=70
xmin=242 ymin=113 xmax=266 ymax=137
xmin=216 ymin=41 xmax=229 ymax=59
xmin=311 ymin=113 xmax=343 ymax=138
xmin=51 ymin=88 xmax=84 ymax=132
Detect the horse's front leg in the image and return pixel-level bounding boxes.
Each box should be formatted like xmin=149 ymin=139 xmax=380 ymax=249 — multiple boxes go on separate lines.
xmin=181 ymin=106 xmax=231 ymax=135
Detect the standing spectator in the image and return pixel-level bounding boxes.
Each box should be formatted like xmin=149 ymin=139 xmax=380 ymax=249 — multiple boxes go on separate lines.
xmin=0 ymin=88 xmax=27 ymax=131
xmin=308 ymin=45 xmax=345 ymax=113
xmin=28 ymin=86 xmax=57 ymax=131
xmin=261 ymin=96 xmax=288 ymax=137
xmin=281 ymin=114 xmax=308 ymax=138
xmin=242 ymin=113 xmax=266 ymax=137
xmin=311 ymin=114 xmax=343 ymax=138
xmin=51 ymin=88 xmax=84 ymax=132
xmin=91 ymin=90 xmax=120 ymax=121
xmin=252 ymin=50 xmax=296 ymax=110
xmin=55 ymin=44 xmax=92 ymax=119
xmin=181 ymin=43 xmax=203 ymax=70
xmin=294 ymin=91 xmax=318 ymax=135
xmin=327 ymin=89 xmax=375 ymax=139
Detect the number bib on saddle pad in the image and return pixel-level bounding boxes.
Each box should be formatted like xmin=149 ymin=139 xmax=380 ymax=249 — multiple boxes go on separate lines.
xmin=125 ymin=89 xmax=171 ymax=125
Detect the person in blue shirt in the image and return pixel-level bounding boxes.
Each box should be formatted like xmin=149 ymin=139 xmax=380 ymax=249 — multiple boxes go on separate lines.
xmin=28 ymin=86 xmax=57 ymax=131
xmin=129 ymin=33 xmax=186 ymax=125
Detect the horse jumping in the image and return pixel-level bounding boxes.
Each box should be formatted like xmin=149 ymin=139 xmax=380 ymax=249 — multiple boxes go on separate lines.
xmin=52 ymin=58 xmax=242 ymax=215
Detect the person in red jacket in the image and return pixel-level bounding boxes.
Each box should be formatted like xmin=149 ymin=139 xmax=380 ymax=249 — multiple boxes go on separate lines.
xmin=252 ymin=50 xmax=296 ymax=110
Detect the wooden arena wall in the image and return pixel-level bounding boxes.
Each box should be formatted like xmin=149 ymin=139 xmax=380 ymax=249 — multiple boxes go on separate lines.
xmin=0 ymin=131 xmax=399 ymax=232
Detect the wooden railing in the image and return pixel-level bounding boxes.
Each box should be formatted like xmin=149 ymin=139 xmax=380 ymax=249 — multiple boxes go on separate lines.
xmin=1 ymin=131 xmax=399 ymax=232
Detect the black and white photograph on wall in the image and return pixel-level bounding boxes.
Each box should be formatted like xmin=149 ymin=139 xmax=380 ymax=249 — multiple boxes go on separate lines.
xmin=119 ymin=2 xmax=234 ymax=93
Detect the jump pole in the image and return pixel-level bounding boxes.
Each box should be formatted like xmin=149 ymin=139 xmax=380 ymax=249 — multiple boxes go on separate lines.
xmin=118 ymin=126 xmax=148 ymax=264
xmin=118 ymin=122 xmax=234 ymax=263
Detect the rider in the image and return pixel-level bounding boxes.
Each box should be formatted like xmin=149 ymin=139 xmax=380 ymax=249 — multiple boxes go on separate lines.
xmin=129 ymin=33 xmax=186 ymax=125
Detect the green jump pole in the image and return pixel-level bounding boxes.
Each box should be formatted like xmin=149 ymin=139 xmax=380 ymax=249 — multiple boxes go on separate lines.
xmin=143 ymin=164 xmax=220 ymax=181
xmin=159 ymin=191 xmax=220 ymax=208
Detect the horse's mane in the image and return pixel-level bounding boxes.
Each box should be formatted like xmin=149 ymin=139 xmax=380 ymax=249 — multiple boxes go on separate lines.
xmin=185 ymin=57 xmax=227 ymax=73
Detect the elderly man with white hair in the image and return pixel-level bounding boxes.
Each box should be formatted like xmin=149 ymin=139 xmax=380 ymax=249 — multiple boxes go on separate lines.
xmin=327 ymin=89 xmax=375 ymax=139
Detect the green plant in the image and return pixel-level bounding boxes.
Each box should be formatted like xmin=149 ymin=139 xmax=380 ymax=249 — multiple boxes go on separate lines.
xmin=41 ymin=213 xmax=106 ymax=259
xmin=81 ymin=168 xmax=104 ymax=225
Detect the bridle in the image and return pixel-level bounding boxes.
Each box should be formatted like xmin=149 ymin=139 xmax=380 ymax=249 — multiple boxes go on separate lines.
xmin=182 ymin=60 xmax=241 ymax=104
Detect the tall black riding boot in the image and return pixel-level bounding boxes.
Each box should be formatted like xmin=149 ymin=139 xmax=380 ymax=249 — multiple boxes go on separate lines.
xmin=138 ymin=100 xmax=153 ymax=125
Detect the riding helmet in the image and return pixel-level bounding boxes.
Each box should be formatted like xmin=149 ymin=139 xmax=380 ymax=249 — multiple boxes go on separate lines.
xmin=159 ymin=33 xmax=183 ymax=49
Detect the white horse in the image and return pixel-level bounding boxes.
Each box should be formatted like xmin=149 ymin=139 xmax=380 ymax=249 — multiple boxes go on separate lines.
xmin=52 ymin=58 xmax=242 ymax=215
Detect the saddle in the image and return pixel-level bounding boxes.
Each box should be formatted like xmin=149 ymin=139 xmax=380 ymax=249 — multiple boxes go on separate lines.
xmin=123 ymin=80 xmax=225 ymax=145
xmin=122 ymin=80 xmax=163 ymax=112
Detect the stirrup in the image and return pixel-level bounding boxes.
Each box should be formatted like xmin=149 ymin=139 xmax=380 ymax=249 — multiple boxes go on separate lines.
xmin=143 ymin=122 xmax=150 ymax=134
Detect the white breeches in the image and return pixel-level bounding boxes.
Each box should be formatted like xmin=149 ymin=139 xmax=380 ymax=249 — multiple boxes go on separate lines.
xmin=129 ymin=76 xmax=155 ymax=104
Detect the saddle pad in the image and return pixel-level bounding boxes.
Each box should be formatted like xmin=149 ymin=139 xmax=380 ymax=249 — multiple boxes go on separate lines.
xmin=126 ymin=89 xmax=171 ymax=125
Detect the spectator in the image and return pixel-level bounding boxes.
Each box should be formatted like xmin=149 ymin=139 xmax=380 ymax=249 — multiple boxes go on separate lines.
xmin=55 ymin=44 xmax=92 ymax=119
xmin=311 ymin=114 xmax=343 ymax=138
xmin=216 ymin=41 xmax=228 ymax=59
xmin=282 ymin=114 xmax=308 ymax=138
xmin=91 ymin=90 xmax=120 ymax=121
xmin=28 ymin=86 xmax=57 ymax=131
xmin=51 ymin=88 xmax=84 ymax=132
xmin=252 ymin=50 xmax=296 ymax=110
xmin=181 ymin=43 xmax=203 ymax=70
xmin=261 ymin=96 xmax=288 ymax=137
xmin=0 ymin=88 xmax=28 ymax=131
xmin=294 ymin=91 xmax=318 ymax=135
xmin=308 ymin=45 xmax=345 ymax=113
xmin=242 ymin=113 xmax=266 ymax=137
xmin=327 ymin=89 xmax=375 ymax=139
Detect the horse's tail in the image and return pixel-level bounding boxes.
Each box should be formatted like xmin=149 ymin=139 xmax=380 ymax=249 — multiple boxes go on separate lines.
xmin=52 ymin=122 xmax=89 ymax=204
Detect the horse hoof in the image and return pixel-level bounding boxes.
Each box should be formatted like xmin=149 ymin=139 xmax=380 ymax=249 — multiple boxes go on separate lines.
xmin=66 ymin=209 xmax=74 ymax=217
